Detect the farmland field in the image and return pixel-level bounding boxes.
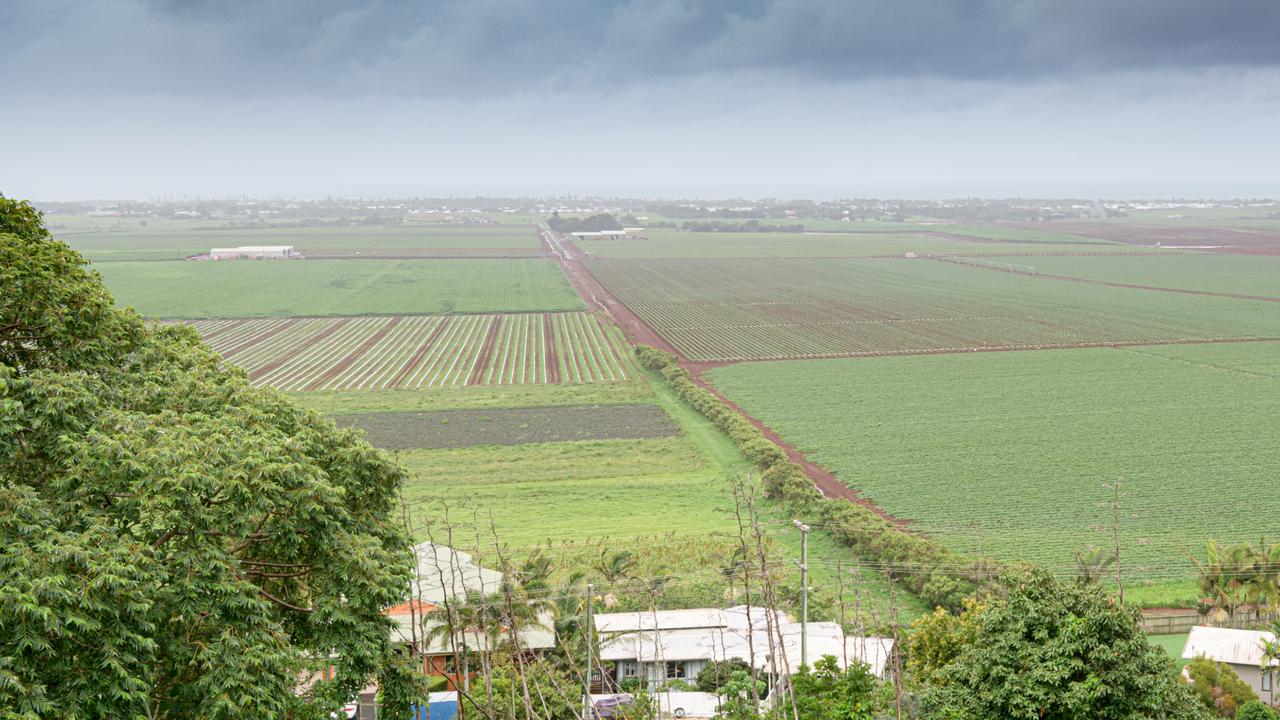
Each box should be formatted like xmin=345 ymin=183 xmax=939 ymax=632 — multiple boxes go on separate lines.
xmin=99 ymin=258 xmax=582 ymax=317
xmin=991 ymin=253 xmax=1280 ymax=298
xmin=705 ymin=342 xmax=1280 ymax=583
xmin=333 ymin=403 xmax=678 ymax=450
xmin=183 ymin=311 xmax=633 ymax=390
xmin=386 ymin=368 xmax=928 ymax=621
xmin=58 ymin=222 xmax=543 ymax=261
xmin=572 ymin=228 xmax=1147 ymax=259
xmin=585 ymin=257 xmax=1280 ymax=361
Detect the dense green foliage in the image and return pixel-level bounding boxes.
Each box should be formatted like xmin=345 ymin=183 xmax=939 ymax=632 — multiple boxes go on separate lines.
xmin=788 ymin=656 xmax=878 ymax=720
xmin=1184 ymin=658 xmax=1259 ymax=717
xmin=636 ymin=345 xmax=988 ymax=612
xmin=919 ymin=569 xmax=1209 ymax=720
xmin=696 ymin=659 xmax=754 ymax=693
xmin=1236 ymin=701 xmax=1280 ymax=720
xmin=0 ymin=198 xmax=422 ymax=718
xmin=97 ymin=258 xmax=584 ymax=318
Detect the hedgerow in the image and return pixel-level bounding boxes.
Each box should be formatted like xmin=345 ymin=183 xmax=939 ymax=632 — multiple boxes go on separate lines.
xmin=636 ymin=345 xmax=993 ymax=611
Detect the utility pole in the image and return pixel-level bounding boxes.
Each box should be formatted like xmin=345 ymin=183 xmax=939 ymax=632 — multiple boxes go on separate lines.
xmin=793 ymin=520 xmax=810 ymax=668
xmin=584 ymin=583 xmax=595 ymax=720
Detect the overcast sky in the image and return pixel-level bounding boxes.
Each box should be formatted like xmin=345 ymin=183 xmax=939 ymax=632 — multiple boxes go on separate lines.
xmin=3 ymin=0 xmax=1280 ymax=200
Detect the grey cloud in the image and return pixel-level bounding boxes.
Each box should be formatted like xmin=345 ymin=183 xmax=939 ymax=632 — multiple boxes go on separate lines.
xmin=3 ymin=0 xmax=1279 ymax=99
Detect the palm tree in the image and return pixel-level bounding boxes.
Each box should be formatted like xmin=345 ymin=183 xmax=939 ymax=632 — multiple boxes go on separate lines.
xmin=595 ymin=549 xmax=637 ymax=609
xmin=1074 ymin=546 xmax=1116 ymax=586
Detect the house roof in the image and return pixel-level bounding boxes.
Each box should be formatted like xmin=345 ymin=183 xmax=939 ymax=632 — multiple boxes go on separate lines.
xmin=410 ymin=542 xmax=504 ymax=604
xmin=595 ymin=606 xmax=893 ymax=677
xmin=1183 ymin=626 xmax=1278 ymax=666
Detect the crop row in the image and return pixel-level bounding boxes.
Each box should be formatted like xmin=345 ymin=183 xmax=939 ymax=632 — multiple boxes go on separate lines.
xmin=182 ymin=312 xmax=633 ymax=391
xmin=586 ymin=257 xmax=1280 ymax=361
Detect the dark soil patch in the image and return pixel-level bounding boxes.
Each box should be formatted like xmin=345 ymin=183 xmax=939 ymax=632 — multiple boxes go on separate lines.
xmin=334 ymin=403 xmax=679 ymax=450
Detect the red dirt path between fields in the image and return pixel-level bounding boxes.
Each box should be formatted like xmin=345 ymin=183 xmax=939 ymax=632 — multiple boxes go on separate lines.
xmin=467 ymin=316 xmax=503 ymax=386
xmin=546 ymin=231 xmax=903 ymax=523
xmin=249 ymin=318 xmax=351 ymax=381
xmin=388 ymin=317 xmax=451 ymax=387
xmin=305 ymin=317 xmax=403 ymax=391
xmin=221 ymin=318 xmax=300 ymax=357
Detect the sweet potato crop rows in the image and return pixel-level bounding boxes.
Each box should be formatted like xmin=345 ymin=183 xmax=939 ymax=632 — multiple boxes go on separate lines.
xmin=183 ymin=312 xmax=633 ymax=391
xmin=585 ymin=257 xmax=1280 ymax=361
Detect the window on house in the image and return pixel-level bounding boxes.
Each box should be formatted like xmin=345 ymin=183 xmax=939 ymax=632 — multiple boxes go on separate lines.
xmin=618 ymin=662 xmax=639 ymax=678
xmin=665 ymin=662 xmax=686 ymax=679
xmin=1263 ymin=670 xmax=1273 ymax=692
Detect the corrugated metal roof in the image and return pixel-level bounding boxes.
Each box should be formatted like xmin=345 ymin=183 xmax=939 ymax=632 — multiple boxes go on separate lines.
xmin=1183 ymin=626 xmax=1278 ymax=666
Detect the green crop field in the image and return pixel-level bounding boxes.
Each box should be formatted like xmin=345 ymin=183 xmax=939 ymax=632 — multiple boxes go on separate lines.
xmin=573 ymin=228 xmax=1144 ymax=259
xmin=97 ymin=258 xmax=583 ymax=317
xmin=706 ymin=342 xmax=1280 ymax=590
xmin=586 ymin=257 xmax=1280 ymax=360
xmin=995 ymin=253 xmax=1280 ymax=298
xmin=57 ymin=222 xmax=543 ymax=261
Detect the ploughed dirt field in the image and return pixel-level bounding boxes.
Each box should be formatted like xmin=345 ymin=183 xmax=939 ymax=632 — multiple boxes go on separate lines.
xmin=1011 ymin=222 xmax=1280 ymax=254
xmin=333 ymin=403 xmax=679 ymax=450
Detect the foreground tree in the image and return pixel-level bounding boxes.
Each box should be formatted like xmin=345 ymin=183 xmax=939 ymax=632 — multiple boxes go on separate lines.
xmin=0 ymin=196 xmax=423 ymax=718
xmin=918 ymin=568 xmax=1209 ymax=720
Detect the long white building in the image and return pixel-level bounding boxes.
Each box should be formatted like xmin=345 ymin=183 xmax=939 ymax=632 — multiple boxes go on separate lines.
xmin=595 ymin=605 xmax=894 ymax=688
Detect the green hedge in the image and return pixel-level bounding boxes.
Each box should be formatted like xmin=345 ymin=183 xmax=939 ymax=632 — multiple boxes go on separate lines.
xmin=637 ymin=345 xmax=991 ymax=612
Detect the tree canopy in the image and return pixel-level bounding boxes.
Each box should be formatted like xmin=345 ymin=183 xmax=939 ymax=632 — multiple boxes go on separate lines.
xmin=918 ymin=568 xmax=1210 ymax=720
xmin=0 ymin=196 xmax=421 ymax=718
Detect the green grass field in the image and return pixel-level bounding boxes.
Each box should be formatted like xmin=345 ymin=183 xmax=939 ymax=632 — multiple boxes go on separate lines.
xmin=57 ymin=222 xmax=542 ymax=261
xmin=707 ymin=342 xmax=1280 ymax=592
xmin=310 ymin=368 xmax=926 ymax=623
xmin=995 ymin=253 xmax=1280 ymax=298
xmin=574 ymin=229 xmax=1142 ymax=259
xmin=97 ymin=258 xmax=583 ymax=317
xmin=1148 ymin=633 xmax=1191 ymax=667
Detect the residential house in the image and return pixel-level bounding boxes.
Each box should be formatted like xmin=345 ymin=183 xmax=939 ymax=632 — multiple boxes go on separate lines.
xmin=595 ymin=605 xmax=894 ymax=691
xmin=1183 ymin=626 xmax=1278 ymax=705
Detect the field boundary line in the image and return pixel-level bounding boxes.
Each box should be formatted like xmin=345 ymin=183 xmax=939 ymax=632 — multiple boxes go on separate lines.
xmin=929 ymin=254 xmax=1280 ymax=303
xmin=677 ymin=335 xmax=1280 ymax=365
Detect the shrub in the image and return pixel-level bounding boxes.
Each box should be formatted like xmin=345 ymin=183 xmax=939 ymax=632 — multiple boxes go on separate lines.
xmin=1185 ymin=657 xmax=1259 ymax=717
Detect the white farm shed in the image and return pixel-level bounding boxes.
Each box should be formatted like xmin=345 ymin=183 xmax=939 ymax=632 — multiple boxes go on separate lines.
xmin=1183 ymin=626 xmax=1278 ymax=703
xmin=209 ymin=245 xmax=297 ymax=259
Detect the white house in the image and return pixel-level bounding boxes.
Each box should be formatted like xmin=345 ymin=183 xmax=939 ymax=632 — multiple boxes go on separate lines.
xmin=595 ymin=605 xmax=894 ymax=689
xmin=1183 ymin=626 xmax=1278 ymax=704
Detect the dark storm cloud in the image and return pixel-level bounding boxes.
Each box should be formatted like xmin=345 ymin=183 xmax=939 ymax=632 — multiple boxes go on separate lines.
xmin=4 ymin=0 xmax=1280 ymax=98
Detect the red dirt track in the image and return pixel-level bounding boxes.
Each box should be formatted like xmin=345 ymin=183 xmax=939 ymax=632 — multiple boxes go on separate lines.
xmin=467 ymin=316 xmax=503 ymax=386
xmin=543 ymin=227 xmax=898 ymax=518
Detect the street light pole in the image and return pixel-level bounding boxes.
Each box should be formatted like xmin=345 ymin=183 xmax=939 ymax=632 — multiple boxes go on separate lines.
xmin=584 ymin=583 xmax=595 ymax=720
xmin=794 ymin=520 xmax=810 ymax=668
